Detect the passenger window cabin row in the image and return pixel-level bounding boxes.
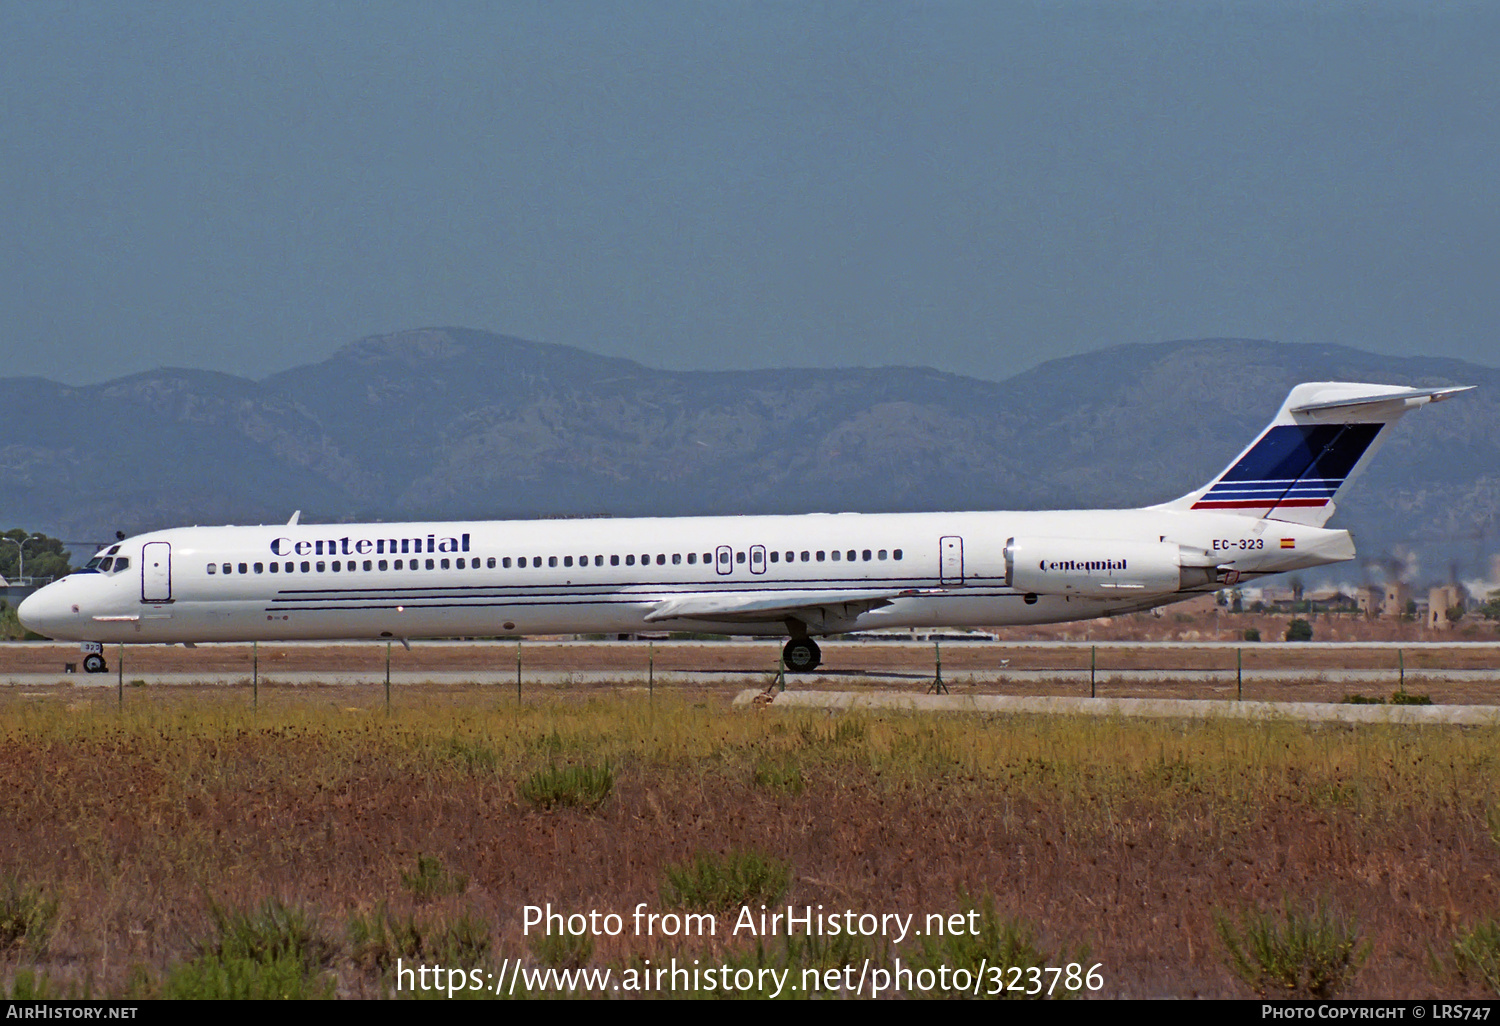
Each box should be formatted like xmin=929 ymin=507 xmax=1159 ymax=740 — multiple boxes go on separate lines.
xmin=205 ymin=548 xmax=905 ymax=576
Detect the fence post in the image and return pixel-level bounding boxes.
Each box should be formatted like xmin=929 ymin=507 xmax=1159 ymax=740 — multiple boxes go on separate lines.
xmin=1236 ymin=646 xmax=1242 ymax=702
xmin=117 ymin=643 xmax=123 ymax=709
xmin=1090 ymin=644 xmax=1096 ymax=699
xmin=648 ymin=640 xmax=654 ymax=696
xmin=517 ymin=640 xmax=523 ymax=704
xmin=385 ymin=641 xmax=391 ymax=715
xmin=927 ymin=639 xmax=948 ymax=694
xmin=253 ymin=640 xmax=259 ymax=711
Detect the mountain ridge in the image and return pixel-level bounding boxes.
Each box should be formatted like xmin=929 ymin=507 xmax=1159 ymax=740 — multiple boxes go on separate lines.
xmin=2 ymin=330 xmax=1493 ymax=576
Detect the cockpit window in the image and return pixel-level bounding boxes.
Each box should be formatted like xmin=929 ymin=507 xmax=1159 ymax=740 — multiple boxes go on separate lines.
xmin=79 ymin=552 xmax=131 ymax=575
xmin=107 ymin=545 xmax=120 ymax=555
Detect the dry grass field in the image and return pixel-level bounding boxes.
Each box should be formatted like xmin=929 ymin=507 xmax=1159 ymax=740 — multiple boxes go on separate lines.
xmin=1 ymin=683 xmax=1499 ymax=999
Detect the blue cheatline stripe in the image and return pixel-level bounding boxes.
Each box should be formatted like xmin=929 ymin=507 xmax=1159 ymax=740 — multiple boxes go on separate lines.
xmin=1219 ymin=423 xmax=1383 ymax=484
xmin=1205 ymin=482 xmax=1343 ymax=499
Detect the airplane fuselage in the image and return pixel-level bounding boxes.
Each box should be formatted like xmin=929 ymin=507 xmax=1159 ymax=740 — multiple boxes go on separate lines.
xmin=20 ymin=507 xmax=1355 ymax=646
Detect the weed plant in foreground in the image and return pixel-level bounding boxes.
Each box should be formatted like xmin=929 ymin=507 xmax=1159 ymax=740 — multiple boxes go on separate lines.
xmin=520 ymin=761 xmax=615 ymax=810
xmin=347 ymin=902 xmax=491 ymax=990
xmin=750 ymin=759 xmax=805 ymax=794
xmin=0 ymin=874 xmax=58 ymax=956
xmin=1214 ymin=898 xmax=1370 ymax=998
xmin=401 ymin=854 xmax=469 ymax=901
xmin=145 ymin=898 xmax=340 ymax=999
xmin=660 ymin=850 xmax=792 ymax=913
xmin=1452 ymin=920 xmax=1500 ymax=996
xmin=910 ymin=892 xmax=1083 ymax=1000
xmin=0 ymin=691 xmax=1497 ymax=997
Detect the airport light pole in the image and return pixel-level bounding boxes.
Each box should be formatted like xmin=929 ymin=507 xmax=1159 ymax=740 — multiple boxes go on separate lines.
xmin=1 ymin=535 xmax=39 ymax=584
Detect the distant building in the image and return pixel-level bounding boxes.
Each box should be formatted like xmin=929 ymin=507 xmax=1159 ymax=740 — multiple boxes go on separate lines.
xmin=1383 ymin=582 xmax=1412 ymax=619
xmin=1428 ymin=584 xmax=1469 ymax=629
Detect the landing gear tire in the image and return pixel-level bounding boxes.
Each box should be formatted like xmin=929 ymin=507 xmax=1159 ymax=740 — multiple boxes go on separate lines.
xmin=782 ymin=638 xmax=821 ymax=673
xmin=83 ymin=653 xmax=107 ymax=674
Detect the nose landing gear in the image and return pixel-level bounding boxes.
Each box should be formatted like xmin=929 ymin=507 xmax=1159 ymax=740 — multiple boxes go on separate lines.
xmin=82 ymin=653 xmax=108 ymax=674
xmin=781 ymin=637 xmax=822 ymax=673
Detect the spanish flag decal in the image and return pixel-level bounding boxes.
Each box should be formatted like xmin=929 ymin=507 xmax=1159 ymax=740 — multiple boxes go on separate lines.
xmin=1280 ymin=538 xmax=1296 ymax=549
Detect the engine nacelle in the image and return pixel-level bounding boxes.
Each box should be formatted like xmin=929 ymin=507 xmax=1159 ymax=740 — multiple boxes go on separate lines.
xmin=1005 ymin=537 xmax=1193 ymax=597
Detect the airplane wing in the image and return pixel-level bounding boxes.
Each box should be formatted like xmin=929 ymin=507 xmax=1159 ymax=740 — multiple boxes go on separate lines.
xmin=643 ymin=588 xmax=929 ymax=624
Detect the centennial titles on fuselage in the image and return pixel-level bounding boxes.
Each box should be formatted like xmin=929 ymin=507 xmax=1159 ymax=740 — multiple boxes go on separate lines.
xmin=268 ymin=532 xmax=472 ymax=558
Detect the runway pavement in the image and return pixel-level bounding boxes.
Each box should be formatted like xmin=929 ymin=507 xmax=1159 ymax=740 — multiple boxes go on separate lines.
xmin=1 ymin=639 xmax=1495 ymax=703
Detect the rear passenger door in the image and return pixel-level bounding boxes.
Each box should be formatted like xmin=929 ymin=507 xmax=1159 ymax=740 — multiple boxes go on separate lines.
xmin=940 ymin=536 xmax=964 ymax=584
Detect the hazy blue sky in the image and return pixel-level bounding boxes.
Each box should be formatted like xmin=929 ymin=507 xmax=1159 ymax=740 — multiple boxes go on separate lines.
xmin=3 ymin=1 xmax=1496 ymax=384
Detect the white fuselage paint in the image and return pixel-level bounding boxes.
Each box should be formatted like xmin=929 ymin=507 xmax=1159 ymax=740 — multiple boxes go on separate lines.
xmin=19 ymin=507 xmax=1356 ymax=646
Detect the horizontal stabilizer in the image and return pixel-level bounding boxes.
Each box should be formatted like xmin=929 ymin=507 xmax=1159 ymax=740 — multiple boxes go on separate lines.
xmin=1291 ymin=385 xmax=1473 ymax=414
xmin=645 ymin=588 xmax=918 ymax=624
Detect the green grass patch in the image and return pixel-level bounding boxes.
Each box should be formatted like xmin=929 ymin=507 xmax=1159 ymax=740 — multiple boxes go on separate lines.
xmin=401 ymin=853 xmax=469 ymax=901
xmin=2 ymin=969 xmax=91 ymax=999
xmin=349 ymin=904 xmax=490 ymax=981
xmin=912 ymin=892 xmax=1083 ymax=999
xmin=349 ymin=904 xmax=424 ymax=973
xmin=520 ymin=761 xmax=615 ymax=811
xmin=0 ymin=874 xmax=59 ymax=955
xmin=530 ymin=929 xmax=594 ymax=970
xmin=429 ymin=913 xmax=491 ymax=965
xmin=661 ymin=850 xmax=792 ymax=912
xmin=1215 ymin=898 xmax=1369 ymax=998
xmin=1453 ymin=920 xmax=1500 ymax=995
xmin=751 ymin=759 xmax=806 ymax=794
xmin=162 ymin=953 xmax=335 ymax=999
xmin=443 ymin=736 xmax=500 ymax=774
xmin=201 ymin=897 xmax=338 ymax=970
xmin=152 ymin=898 xmax=339 ymax=999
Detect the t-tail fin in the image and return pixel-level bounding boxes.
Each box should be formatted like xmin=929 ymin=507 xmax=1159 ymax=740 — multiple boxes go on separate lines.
xmin=1158 ymin=382 xmax=1472 ymax=527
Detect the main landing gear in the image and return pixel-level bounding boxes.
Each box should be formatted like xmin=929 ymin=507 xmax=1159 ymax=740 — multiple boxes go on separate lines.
xmin=781 ymin=637 xmax=821 ymax=673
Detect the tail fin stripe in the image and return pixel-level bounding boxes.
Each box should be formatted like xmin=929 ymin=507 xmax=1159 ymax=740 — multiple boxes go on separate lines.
xmin=1215 ymin=423 xmax=1383 ymax=483
xmin=1203 ymin=486 xmax=1342 ymax=499
xmin=1193 ymin=498 xmax=1331 ymax=509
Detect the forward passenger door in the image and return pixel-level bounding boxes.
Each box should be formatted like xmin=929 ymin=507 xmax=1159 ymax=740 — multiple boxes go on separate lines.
xmin=141 ymin=542 xmax=172 ymax=602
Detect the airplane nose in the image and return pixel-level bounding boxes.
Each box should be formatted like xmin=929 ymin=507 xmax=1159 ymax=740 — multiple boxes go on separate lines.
xmin=17 ymin=584 xmax=76 ymax=639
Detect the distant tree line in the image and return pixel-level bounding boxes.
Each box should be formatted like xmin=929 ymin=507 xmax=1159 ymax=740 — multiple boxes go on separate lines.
xmin=0 ymin=528 xmax=72 ymax=583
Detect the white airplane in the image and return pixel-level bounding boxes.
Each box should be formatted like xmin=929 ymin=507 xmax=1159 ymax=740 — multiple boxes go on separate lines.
xmin=18 ymin=381 xmax=1470 ymax=674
